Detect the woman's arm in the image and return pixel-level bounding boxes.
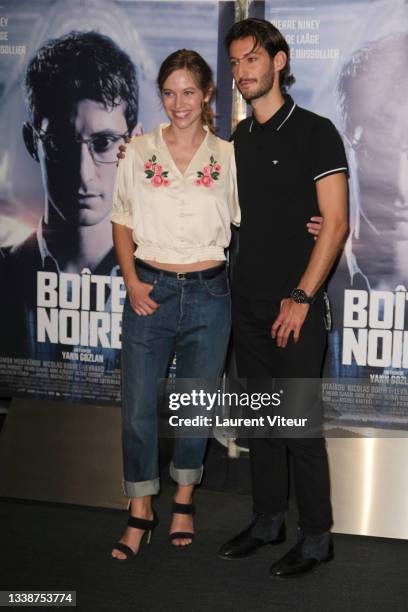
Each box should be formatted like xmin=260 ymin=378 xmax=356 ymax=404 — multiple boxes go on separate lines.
xmin=112 ymin=222 xmax=159 ymax=316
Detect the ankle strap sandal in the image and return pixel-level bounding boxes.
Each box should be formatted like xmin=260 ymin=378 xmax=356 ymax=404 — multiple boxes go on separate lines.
xmin=170 ymin=502 xmax=195 ymax=543
xmin=112 ymin=510 xmax=159 ymax=561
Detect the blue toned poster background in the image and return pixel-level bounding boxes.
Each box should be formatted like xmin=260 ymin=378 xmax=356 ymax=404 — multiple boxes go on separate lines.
xmin=0 ymin=0 xmax=220 ymax=403
xmin=266 ymin=0 xmax=408 ymax=428
xmin=2 ymin=0 xmax=408 ymax=427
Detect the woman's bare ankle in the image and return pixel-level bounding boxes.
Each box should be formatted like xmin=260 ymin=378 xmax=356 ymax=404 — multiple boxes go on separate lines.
xmin=129 ymin=496 xmax=153 ymax=519
xmin=173 ymin=484 xmax=194 ymax=505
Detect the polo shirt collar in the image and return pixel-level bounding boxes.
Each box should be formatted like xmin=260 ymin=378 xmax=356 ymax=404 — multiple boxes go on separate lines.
xmin=249 ymin=94 xmax=296 ymax=133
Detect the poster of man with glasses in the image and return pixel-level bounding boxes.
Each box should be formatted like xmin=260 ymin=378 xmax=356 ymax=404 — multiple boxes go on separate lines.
xmin=1 ymin=30 xmax=139 ymax=403
xmin=0 ymin=0 xmax=219 ymax=403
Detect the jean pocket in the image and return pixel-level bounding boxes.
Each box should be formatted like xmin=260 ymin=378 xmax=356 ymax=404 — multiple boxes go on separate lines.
xmin=148 ymin=278 xmax=161 ymax=300
xmin=203 ymin=272 xmax=230 ymax=297
xmin=137 ymin=268 xmax=160 ymax=289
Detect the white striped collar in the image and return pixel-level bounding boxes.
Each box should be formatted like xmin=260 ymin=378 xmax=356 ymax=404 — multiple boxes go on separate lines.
xmin=248 ymin=96 xmax=297 ymax=133
xmin=277 ymin=101 xmax=296 ymax=131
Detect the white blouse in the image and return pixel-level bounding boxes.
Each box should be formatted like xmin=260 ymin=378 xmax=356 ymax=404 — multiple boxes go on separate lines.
xmin=111 ymin=124 xmax=240 ymax=264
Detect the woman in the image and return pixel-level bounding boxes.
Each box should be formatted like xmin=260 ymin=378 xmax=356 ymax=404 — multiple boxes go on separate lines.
xmin=111 ymin=49 xmax=321 ymax=560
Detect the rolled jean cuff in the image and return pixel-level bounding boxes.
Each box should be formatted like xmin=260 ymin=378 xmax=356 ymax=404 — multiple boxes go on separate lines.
xmin=169 ymin=462 xmax=203 ymax=486
xmin=123 ymin=477 xmax=160 ymax=498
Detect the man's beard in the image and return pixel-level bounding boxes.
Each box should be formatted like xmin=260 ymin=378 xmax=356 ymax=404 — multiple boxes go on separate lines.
xmin=239 ymin=70 xmax=275 ymax=102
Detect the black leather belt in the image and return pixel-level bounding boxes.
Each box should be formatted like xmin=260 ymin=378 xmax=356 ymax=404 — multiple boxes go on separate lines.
xmin=136 ymin=259 xmax=226 ymax=280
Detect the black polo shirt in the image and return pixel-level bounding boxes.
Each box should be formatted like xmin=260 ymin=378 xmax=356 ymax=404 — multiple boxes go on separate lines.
xmin=232 ymin=94 xmax=348 ymax=300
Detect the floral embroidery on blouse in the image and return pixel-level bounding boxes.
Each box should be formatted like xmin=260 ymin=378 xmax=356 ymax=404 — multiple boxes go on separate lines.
xmin=144 ymin=154 xmax=170 ymax=187
xmin=195 ymin=155 xmax=221 ymax=188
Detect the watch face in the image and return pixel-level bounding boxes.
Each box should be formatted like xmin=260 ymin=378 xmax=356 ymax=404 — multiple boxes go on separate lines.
xmin=291 ymin=289 xmax=307 ymax=303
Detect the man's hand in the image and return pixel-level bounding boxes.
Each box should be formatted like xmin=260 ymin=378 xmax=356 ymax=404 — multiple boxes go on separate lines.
xmin=307 ymin=216 xmax=323 ymax=239
xmin=127 ymin=279 xmax=160 ymax=316
xmin=271 ymin=298 xmax=309 ymax=347
xmin=117 ymin=135 xmax=132 ymax=160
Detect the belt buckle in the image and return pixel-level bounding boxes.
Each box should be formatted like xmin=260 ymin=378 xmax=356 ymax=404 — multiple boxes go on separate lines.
xmin=177 ymin=272 xmax=187 ymax=280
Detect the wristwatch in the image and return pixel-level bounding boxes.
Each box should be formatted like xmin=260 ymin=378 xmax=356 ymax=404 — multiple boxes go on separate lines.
xmin=290 ymin=288 xmax=315 ymax=304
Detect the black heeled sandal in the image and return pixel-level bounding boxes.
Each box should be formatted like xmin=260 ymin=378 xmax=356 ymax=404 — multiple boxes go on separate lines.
xmin=112 ymin=511 xmax=159 ymax=561
xmin=170 ymin=502 xmax=195 ymax=545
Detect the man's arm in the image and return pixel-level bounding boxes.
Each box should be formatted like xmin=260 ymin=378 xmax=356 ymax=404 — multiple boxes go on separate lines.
xmin=112 ymin=222 xmax=159 ymax=316
xmin=271 ymin=172 xmax=348 ymax=347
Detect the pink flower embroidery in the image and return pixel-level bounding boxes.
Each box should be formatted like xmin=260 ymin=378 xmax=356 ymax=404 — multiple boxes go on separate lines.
xmin=144 ymin=155 xmax=170 ymax=187
xmin=201 ymin=175 xmax=213 ymax=188
xmin=196 ymin=155 xmax=221 ymax=187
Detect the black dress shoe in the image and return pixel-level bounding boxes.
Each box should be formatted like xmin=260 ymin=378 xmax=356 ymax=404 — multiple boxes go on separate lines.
xmin=269 ymin=537 xmax=334 ymax=578
xmin=218 ymin=517 xmax=286 ymax=561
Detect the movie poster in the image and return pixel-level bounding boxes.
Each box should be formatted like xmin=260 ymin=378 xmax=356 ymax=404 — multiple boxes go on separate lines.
xmin=0 ymin=0 xmax=220 ymax=404
xmin=265 ymin=0 xmax=408 ymax=428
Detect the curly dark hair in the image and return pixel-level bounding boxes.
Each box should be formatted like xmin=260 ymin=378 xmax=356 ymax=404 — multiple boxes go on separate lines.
xmin=224 ymin=18 xmax=295 ymax=94
xmin=24 ymin=30 xmax=139 ymax=129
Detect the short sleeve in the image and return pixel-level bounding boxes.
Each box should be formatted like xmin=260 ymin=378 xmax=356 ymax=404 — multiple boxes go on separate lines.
xmin=111 ymin=145 xmax=135 ymax=229
xmin=228 ymin=147 xmax=241 ymax=227
xmin=309 ymin=118 xmax=348 ymax=182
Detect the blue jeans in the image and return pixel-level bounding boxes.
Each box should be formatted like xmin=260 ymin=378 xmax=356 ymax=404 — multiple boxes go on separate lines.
xmin=121 ymin=260 xmax=231 ymax=497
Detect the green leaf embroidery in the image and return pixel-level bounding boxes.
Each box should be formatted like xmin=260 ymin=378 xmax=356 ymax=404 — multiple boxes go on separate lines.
xmin=145 ymin=170 xmax=154 ymax=178
xmin=196 ymin=156 xmax=220 ymax=185
xmin=151 ymin=154 xmax=157 ymax=162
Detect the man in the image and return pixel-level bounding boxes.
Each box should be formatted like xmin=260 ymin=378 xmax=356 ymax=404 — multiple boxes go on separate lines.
xmin=217 ymin=19 xmax=348 ymax=578
xmin=1 ymin=31 xmax=140 ymax=378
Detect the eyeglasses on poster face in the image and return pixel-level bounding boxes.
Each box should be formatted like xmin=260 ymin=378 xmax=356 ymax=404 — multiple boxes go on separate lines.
xmin=31 ymin=125 xmax=130 ymax=164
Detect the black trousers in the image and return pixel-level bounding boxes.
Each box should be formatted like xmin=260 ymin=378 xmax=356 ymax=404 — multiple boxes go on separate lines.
xmin=232 ymin=292 xmax=333 ymax=535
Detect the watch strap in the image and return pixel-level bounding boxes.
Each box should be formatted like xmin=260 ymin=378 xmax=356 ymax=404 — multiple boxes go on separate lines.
xmin=290 ymin=288 xmax=315 ymax=304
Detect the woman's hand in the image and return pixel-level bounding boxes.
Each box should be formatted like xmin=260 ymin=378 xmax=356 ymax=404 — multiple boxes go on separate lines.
xmin=307 ymin=216 xmax=323 ymax=239
xmin=127 ymin=279 xmax=160 ymax=316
